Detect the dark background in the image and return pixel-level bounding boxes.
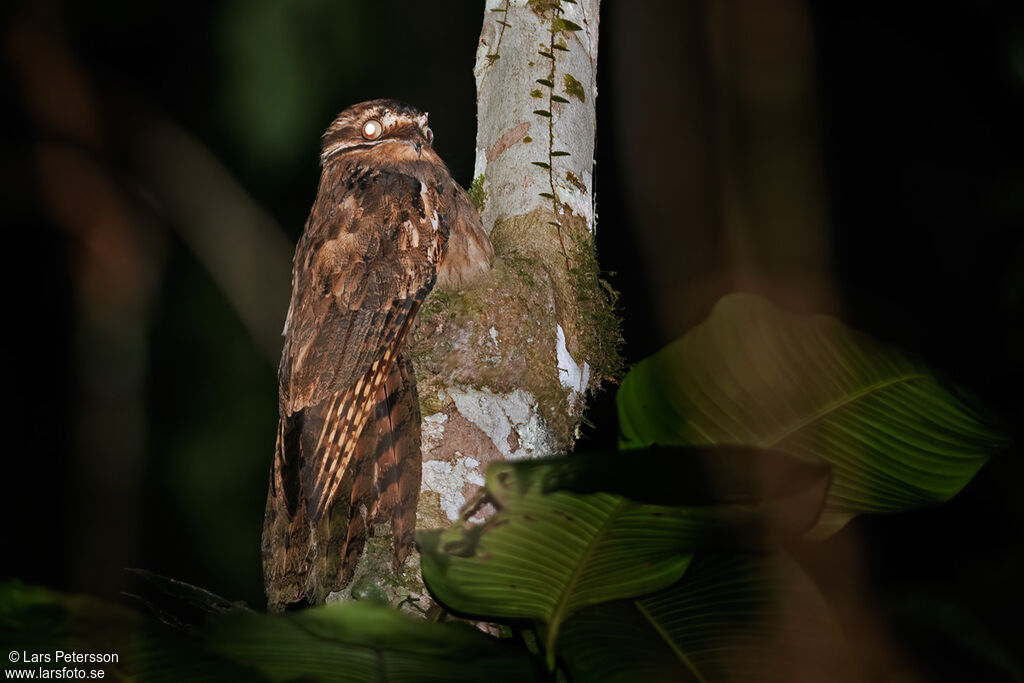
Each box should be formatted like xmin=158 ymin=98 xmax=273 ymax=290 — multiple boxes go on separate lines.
xmin=3 ymin=1 xmax=1022 ymax=680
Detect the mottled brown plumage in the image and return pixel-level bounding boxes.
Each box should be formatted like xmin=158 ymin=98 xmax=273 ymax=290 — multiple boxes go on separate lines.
xmin=262 ymin=99 xmax=492 ymax=610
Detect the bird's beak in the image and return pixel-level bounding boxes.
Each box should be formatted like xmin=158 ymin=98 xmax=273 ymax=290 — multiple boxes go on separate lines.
xmin=402 ymin=139 xmax=424 ymax=158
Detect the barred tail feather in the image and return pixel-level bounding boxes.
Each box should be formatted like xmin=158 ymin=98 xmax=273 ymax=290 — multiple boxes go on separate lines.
xmin=370 ymin=354 xmax=422 ymax=568
xmin=262 ymin=352 xmax=423 ymax=610
xmin=306 ymin=297 xmax=422 ymax=521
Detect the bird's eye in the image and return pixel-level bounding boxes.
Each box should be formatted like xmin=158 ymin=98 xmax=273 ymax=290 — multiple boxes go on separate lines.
xmin=362 ymin=119 xmax=383 ymax=140
xmin=424 ymin=127 xmax=434 ymax=144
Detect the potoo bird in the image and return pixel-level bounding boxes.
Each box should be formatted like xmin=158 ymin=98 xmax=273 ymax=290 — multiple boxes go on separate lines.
xmin=262 ymin=99 xmax=493 ymax=610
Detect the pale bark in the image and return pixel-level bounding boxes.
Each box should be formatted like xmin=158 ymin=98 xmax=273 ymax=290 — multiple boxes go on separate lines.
xmin=474 ymin=0 xmax=600 ymax=235
xmin=408 ymin=0 xmax=609 ymax=540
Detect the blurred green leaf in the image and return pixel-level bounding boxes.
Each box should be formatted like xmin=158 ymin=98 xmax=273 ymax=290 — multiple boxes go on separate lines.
xmin=618 ymin=293 xmax=1007 ymax=537
xmin=1 ymin=581 xmax=540 ymax=682
xmin=558 ymin=553 xmax=851 ymax=683
xmin=202 ymin=601 xmax=542 ymax=682
xmin=419 ymin=463 xmax=692 ymax=667
xmin=0 ymin=581 xmax=265 ymax=682
xmin=419 ymin=455 xmax=829 ymax=665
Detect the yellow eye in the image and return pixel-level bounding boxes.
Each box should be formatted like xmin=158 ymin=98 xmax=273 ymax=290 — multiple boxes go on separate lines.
xmin=362 ymin=119 xmax=383 ymax=140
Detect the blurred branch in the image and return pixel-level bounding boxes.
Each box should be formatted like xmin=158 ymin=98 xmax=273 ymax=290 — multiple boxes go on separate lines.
xmin=611 ymin=0 xmax=836 ymax=338
xmin=6 ymin=13 xmax=161 ymax=596
xmin=5 ymin=4 xmax=292 ymax=594
xmin=705 ymin=0 xmax=833 ymax=308
xmin=6 ymin=6 xmax=293 ymax=368
xmin=120 ymin=110 xmax=292 ymax=363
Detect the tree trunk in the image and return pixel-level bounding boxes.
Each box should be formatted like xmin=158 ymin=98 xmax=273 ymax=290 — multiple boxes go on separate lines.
xmin=330 ymin=0 xmax=618 ymax=612
xmin=410 ymin=0 xmax=614 ymax=530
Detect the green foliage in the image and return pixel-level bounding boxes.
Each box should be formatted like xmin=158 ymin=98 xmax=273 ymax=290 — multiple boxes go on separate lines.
xmin=0 ymin=582 xmax=542 ymax=682
xmin=419 ymin=449 xmax=829 ymax=669
xmin=558 ymin=553 xmax=850 ymax=683
xmin=415 ymin=291 xmax=1004 ymax=678
xmin=551 ymin=18 xmax=583 ymax=34
xmin=5 ymin=293 xmax=1005 ymax=681
xmin=201 ymin=602 xmax=542 ymax=682
xmin=617 ymin=293 xmax=1008 ymax=536
xmin=0 ymin=581 xmax=265 ymax=682
xmin=419 ymin=462 xmax=696 ymax=664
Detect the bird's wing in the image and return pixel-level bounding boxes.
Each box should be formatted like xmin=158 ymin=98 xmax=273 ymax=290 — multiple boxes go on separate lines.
xmin=435 ymin=179 xmax=494 ymax=290
xmin=275 ymin=167 xmax=446 ymax=522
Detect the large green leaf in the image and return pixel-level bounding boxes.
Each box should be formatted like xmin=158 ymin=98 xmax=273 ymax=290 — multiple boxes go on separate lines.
xmin=0 ymin=581 xmax=540 ymax=682
xmin=419 ymin=456 xmax=828 ymax=665
xmin=557 ymin=553 xmax=851 ymax=683
xmin=618 ymin=292 xmax=1007 ymax=536
xmin=202 ymin=601 xmax=542 ymax=682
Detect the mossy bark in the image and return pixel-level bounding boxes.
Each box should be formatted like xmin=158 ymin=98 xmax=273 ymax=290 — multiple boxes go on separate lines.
xmin=412 ymin=0 xmax=618 ymax=537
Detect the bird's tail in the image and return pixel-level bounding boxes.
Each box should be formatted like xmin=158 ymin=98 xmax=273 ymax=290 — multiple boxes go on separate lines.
xmin=261 ymin=355 xmax=422 ymax=610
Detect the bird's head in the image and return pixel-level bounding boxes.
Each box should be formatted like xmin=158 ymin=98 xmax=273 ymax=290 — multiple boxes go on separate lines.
xmin=320 ymin=99 xmax=436 ymax=165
